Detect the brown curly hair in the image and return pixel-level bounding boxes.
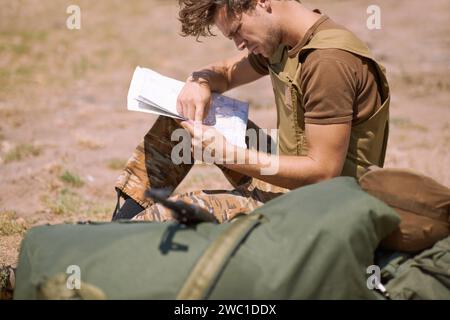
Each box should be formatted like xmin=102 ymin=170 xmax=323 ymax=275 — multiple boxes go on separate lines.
xmin=178 ymin=0 xmax=257 ymax=39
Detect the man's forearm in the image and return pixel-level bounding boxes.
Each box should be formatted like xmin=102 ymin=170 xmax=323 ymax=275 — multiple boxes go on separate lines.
xmin=224 ymin=149 xmax=338 ymax=190
xmin=188 ymin=52 xmax=262 ymax=94
xmin=189 ymin=64 xmax=231 ymax=94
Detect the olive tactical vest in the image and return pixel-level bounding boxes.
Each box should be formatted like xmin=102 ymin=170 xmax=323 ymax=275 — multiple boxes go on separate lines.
xmin=268 ymin=28 xmax=390 ymax=178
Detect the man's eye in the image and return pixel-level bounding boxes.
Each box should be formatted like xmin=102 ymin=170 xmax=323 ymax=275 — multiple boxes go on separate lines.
xmin=229 ymin=24 xmax=241 ymax=40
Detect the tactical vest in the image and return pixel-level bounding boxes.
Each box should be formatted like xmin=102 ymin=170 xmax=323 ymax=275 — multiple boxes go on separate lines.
xmin=268 ymin=28 xmax=390 ymax=178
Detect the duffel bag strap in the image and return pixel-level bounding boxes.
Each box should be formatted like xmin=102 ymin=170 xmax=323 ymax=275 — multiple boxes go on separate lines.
xmin=177 ymin=213 xmax=265 ymax=300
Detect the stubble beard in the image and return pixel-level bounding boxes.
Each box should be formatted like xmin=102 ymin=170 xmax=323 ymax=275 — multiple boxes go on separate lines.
xmin=262 ymin=27 xmax=282 ymax=58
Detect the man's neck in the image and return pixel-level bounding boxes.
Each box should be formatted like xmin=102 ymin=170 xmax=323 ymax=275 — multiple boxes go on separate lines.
xmin=274 ymin=1 xmax=322 ymax=48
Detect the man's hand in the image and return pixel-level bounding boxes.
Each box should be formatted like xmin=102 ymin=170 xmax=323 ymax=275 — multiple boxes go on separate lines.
xmin=176 ymin=73 xmax=212 ymax=122
xmin=176 ymin=52 xmax=265 ymax=122
xmin=179 ymin=120 xmax=238 ymax=164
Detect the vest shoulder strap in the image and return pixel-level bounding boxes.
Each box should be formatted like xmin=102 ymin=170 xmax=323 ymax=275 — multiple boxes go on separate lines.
xmin=301 ymin=28 xmax=373 ymax=59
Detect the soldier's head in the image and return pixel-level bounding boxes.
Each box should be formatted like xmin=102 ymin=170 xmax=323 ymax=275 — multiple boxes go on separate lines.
xmin=178 ymin=0 xmax=295 ymax=58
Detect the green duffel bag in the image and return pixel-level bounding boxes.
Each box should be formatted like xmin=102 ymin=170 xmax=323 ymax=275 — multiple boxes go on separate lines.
xmin=14 ymin=177 xmax=399 ymax=300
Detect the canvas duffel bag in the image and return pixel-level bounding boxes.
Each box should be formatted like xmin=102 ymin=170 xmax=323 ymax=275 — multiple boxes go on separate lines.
xmin=14 ymin=177 xmax=399 ymax=299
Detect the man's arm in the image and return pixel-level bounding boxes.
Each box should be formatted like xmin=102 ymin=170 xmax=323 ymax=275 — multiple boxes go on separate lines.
xmin=224 ymin=122 xmax=352 ymax=189
xmin=177 ymin=51 xmax=265 ymax=120
xmin=193 ymin=51 xmax=266 ymax=92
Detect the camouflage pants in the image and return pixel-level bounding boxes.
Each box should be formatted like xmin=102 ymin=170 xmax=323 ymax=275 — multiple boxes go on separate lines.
xmin=114 ymin=116 xmax=289 ymax=223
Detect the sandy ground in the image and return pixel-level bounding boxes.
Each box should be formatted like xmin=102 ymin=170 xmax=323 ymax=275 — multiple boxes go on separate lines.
xmin=0 ymin=0 xmax=449 ymax=266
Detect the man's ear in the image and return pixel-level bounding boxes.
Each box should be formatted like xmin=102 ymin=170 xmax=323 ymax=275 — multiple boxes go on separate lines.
xmin=257 ymin=0 xmax=271 ymax=12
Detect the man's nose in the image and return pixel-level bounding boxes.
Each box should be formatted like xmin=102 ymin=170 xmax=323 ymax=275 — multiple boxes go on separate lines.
xmin=233 ymin=36 xmax=246 ymax=51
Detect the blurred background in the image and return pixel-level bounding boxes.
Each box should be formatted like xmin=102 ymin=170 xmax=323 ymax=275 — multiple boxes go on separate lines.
xmin=0 ymin=0 xmax=449 ymax=265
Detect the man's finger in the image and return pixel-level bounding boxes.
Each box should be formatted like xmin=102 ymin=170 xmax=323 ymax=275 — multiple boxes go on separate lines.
xmin=183 ymin=104 xmax=189 ymax=120
xmin=188 ymin=105 xmax=196 ymax=120
xmin=180 ymin=120 xmax=194 ymax=135
xmin=194 ymin=104 xmax=204 ymax=122
xmin=196 ymin=97 xmax=212 ymax=122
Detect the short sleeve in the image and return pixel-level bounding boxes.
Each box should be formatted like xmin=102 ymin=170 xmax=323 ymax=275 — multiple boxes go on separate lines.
xmin=299 ymin=50 xmax=358 ymax=124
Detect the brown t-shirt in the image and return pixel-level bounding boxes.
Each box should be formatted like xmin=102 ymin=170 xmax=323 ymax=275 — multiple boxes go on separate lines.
xmin=248 ymin=15 xmax=382 ymax=125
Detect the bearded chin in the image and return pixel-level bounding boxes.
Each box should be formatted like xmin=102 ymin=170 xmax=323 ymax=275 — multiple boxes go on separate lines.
xmin=266 ymin=32 xmax=282 ymax=57
xmin=265 ymin=41 xmax=279 ymax=57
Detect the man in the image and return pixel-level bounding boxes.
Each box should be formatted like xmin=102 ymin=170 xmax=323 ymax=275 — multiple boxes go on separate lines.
xmin=112 ymin=0 xmax=390 ymax=222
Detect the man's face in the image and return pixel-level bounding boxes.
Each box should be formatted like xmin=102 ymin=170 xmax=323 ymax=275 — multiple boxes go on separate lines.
xmin=214 ymin=3 xmax=281 ymax=58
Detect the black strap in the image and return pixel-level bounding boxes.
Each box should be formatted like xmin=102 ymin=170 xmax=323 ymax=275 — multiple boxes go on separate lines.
xmin=111 ymin=188 xmax=123 ymax=221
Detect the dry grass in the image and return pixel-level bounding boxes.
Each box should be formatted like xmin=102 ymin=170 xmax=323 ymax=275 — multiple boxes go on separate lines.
xmin=106 ymin=158 xmax=127 ymax=171
xmin=390 ymin=117 xmax=428 ymax=132
xmin=396 ymin=69 xmax=450 ymax=97
xmin=42 ymin=167 xmax=110 ymax=217
xmin=76 ymin=137 xmax=105 ymax=150
xmin=41 ymin=188 xmax=113 ymax=219
xmin=86 ymin=203 xmax=114 ymax=219
xmin=0 ymin=211 xmax=28 ymax=236
xmin=59 ymin=170 xmax=85 ymax=188
xmin=3 ymin=143 xmax=41 ymax=163
xmin=41 ymin=188 xmax=82 ymax=215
